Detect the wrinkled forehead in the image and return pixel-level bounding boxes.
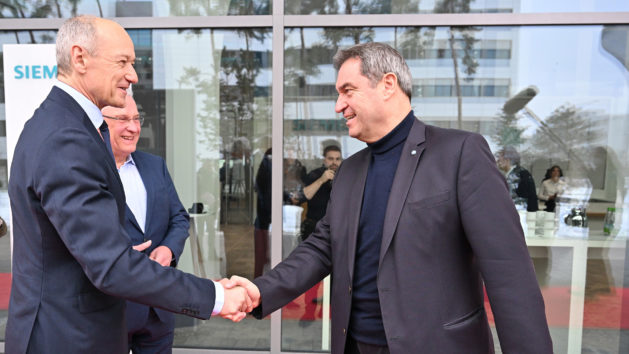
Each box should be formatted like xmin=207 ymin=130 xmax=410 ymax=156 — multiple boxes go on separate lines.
xmin=94 ymin=20 xmax=135 ymax=57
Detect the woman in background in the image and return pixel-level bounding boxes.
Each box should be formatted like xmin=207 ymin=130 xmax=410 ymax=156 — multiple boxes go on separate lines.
xmin=538 ymin=165 xmax=565 ymax=212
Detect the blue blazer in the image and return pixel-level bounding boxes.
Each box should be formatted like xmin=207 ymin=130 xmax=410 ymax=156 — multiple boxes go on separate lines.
xmin=124 ymin=150 xmax=190 ymax=332
xmin=6 ymin=87 xmax=215 ymax=354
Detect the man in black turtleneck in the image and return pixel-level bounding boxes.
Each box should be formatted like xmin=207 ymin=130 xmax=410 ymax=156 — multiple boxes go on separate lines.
xmin=233 ymin=42 xmax=552 ymax=354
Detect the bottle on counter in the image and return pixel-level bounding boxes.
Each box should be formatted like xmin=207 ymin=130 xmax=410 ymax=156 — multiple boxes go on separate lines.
xmin=603 ymin=207 xmax=615 ymax=236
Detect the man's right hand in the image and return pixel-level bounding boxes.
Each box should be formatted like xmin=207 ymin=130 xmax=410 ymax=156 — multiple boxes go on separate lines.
xmin=219 ymin=283 xmax=251 ymax=322
xmin=227 ymin=275 xmax=261 ymax=309
xmin=320 ymin=169 xmax=335 ymax=183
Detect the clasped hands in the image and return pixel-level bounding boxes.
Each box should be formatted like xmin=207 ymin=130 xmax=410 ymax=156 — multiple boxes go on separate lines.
xmin=216 ymin=276 xmax=260 ymax=322
xmin=132 ymin=242 xmax=259 ymax=323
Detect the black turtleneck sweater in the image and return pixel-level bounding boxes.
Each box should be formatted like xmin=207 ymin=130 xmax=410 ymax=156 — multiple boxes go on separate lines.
xmin=349 ymin=111 xmax=415 ymax=346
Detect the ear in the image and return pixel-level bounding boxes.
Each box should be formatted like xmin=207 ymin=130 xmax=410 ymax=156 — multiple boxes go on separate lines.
xmin=381 ymin=72 xmax=398 ymax=100
xmin=70 ymin=44 xmax=89 ymax=74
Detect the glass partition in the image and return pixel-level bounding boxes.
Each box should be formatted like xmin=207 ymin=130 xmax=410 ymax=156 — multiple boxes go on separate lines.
xmin=282 ymin=24 xmax=629 ymax=353
xmin=140 ymin=28 xmax=272 ymax=350
xmin=286 ymin=0 xmax=629 ymax=15
xmin=0 ymin=0 xmax=270 ymax=18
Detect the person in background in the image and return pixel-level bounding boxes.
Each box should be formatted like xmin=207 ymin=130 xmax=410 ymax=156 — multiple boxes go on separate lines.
xmin=300 ymin=144 xmax=342 ymax=242
xmin=538 ymin=165 xmax=565 ymax=212
xmin=253 ymin=148 xmax=272 ymax=278
xmin=283 ymin=156 xmax=307 ymax=206
xmin=298 ymin=144 xmax=342 ymax=326
xmin=496 ymin=146 xmax=539 ymax=212
xmin=102 ymin=93 xmax=188 ymax=354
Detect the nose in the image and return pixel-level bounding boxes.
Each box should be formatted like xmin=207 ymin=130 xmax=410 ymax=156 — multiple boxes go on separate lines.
xmin=127 ymin=65 xmax=139 ymax=84
xmin=335 ymin=95 xmax=347 ymax=114
xmin=126 ymin=120 xmax=140 ymax=132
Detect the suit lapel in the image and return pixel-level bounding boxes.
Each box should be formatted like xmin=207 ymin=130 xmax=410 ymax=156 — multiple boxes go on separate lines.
xmin=132 ymin=152 xmax=153 ymax=235
xmin=77 ymin=113 xmax=124 ymax=194
xmin=379 ymin=117 xmax=426 ymax=265
xmin=125 ymin=204 xmax=143 ymax=234
xmin=347 ymin=149 xmax=370 ymax=280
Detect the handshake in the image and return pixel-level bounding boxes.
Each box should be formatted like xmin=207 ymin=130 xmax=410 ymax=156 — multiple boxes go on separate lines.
xmin=215 ymin=276 xmax=261 ymax=322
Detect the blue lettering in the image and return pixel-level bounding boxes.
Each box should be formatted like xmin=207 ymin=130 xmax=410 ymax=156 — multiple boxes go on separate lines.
xmin=43 ymin=65 xmax=57 ymax=79
xmin=12 ymin=65 xmax=58 ymax=79
xmin=14 ymin=65 xmax=24 ymax=79
xmin=32 ymin=65 xmax=41 ymax=79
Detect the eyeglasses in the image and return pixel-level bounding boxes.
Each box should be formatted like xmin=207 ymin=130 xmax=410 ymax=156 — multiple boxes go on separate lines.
xmin=102 ymin=115 xmax=145 ymax=126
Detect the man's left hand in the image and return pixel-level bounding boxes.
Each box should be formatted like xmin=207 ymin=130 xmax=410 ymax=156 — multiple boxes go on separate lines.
xmin=150 ymin=245 xmax=173 ymax=267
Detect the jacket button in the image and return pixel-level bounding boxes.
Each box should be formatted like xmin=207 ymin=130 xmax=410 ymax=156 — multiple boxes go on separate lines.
xmin=343 ymin=328 xmax=346 ymax=335
xmin=348 ymin=286 xmax=352 ymax=294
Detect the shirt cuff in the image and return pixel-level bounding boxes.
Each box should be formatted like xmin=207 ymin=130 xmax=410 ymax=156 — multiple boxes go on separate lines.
xmin=212 ymin=281 xmax=225 ymax=315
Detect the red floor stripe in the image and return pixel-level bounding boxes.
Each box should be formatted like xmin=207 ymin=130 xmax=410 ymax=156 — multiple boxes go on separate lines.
xmin=0 ymin=273 xmax=11 ymax=310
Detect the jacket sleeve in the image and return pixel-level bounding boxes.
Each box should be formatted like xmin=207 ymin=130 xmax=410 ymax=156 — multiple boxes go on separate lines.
xmin=34 ymin=128 xmax=215 ymax=319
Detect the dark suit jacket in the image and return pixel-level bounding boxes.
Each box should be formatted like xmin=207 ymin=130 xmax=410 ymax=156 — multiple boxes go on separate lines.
xmin=253 ymin=118 xmax=552 ymax=353
xmin=6 ymin=87 xmax=214 ymax=354
xmin=123 ymin=151 xmax=190 ymax=333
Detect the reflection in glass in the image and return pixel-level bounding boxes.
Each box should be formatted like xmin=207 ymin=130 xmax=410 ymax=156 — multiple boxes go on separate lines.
xmin=130 ymin=28 xmax=272 ymax=350
xmin=285 ymin=0 xmax=629 ymax=15
xmin=0 ymin=0 xmax=270 ymax=18
xmin=283 ymin=24 xmax=629 ymax=353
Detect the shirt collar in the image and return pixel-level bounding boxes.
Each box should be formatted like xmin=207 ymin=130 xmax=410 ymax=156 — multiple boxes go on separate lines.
xmin=120 ymin=154 xmax=136 ymax=168
xmin=54 ymin=80 xmax=103 ymax=130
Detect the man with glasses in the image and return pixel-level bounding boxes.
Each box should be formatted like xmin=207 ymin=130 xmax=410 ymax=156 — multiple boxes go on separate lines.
xmin=102 ymin=93 xmax=187 ymax=354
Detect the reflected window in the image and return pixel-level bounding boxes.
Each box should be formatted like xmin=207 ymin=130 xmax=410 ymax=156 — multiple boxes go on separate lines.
xmin=285 ymin=0 xmax=629 ymax=15
xmin=0 ymin=0 xmax=270 ymax=18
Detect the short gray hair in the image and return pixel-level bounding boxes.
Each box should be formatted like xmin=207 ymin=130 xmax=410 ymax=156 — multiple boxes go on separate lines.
xmin=333 ymin=42 xmax=413 ymax=99
xmin=56 ymin=15 xmax=98 ymax=76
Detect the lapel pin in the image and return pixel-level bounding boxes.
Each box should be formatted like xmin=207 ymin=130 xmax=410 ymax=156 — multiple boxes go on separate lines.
xmin=411 ymin=150 xmax=417 ymax=155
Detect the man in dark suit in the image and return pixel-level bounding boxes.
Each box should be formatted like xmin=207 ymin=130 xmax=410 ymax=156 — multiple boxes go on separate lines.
xmin=6 ymin=16 xmax=250 ymax=354
xmin=102 ymin=94 xmax=187 ymax=353
xmin=231 ymin=42 xmax=552 ymax=353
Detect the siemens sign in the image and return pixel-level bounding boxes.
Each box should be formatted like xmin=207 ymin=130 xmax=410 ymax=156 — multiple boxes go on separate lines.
xmin=14 ymin=65 xmax=57 ymax=79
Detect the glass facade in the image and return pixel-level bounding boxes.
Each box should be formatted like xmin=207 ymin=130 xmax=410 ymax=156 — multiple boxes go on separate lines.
xmin=285 ymin=0 xmax=629 ymax=15
xmin=0 ymin=0 xmax=270 ymax=17
xmin=1 ymin=2 xmax=628 ymax=353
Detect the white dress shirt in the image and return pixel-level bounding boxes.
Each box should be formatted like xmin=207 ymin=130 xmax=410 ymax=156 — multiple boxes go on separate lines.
xmin=118 ymin=155 xmax=147 ymax=232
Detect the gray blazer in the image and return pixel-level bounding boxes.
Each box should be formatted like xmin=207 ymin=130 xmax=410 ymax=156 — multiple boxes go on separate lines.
xmin=6 ymin=87 xmax=215 ymax=354
xmin=253 ymin=117 xmax=552 ymax=353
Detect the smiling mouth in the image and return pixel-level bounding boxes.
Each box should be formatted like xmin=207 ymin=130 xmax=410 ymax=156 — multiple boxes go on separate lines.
xmin=345 ymin=114 xmax=356 ymax=120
